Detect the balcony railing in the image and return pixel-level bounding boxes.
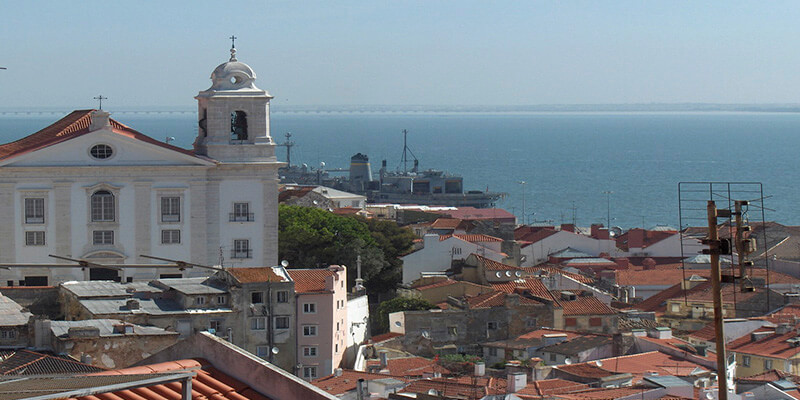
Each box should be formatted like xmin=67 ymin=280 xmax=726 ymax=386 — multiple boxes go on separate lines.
xmin=229 ymin=213 xmax=255 ymax=222
xmin=231 ymin=249 xmax=253 ymax=259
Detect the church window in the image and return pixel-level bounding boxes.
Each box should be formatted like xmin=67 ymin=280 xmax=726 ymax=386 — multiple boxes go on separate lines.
xmin=232 ymin=239 xmax=252 ymax=259
xmin=24 ymin=198 xmax=45 ymax=224
xmin=161 ymin=197 xmax=181 ymax=222
xmin=90 ymin=144 xmax=113 ymax=160
xmin=230 ymin=111 xmax=248 ymax=141
xmin=91 ymin=191 xmax=115 ymax=222
xmin=161 ymin=229 xmax=181 ymax=244
xmin=93 ymin=230 xmax=114 ymax=245
xmin=231 ymin=202 xmax=253 ymax=222
xmin=25 ymin=231 xmax=45 ymax=246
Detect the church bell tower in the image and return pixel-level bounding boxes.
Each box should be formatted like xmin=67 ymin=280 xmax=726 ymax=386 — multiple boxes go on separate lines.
xmin=194 ymin=40 xmax=275 ymax=162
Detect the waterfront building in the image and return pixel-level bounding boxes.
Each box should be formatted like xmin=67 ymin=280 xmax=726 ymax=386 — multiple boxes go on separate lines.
xmin=0 ymin=46 xmax=281 ymax=284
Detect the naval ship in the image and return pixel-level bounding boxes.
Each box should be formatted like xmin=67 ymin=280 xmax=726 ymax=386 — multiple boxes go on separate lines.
xmin=278 ymin=130 xmax=504 ymax=208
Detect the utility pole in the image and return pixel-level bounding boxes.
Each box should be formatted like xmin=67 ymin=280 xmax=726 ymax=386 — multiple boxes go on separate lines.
xmin=705 ymin=201 xmax=729 ymax=400
xmin=734 ymin=200 xmax=756 ymax=292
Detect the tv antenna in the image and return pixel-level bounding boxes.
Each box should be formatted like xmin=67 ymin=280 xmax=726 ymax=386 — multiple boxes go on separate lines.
xmin=398 ymin=129 xmax=418 ymax=173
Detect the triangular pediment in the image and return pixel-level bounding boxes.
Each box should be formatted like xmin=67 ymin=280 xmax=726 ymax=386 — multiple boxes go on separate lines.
xmin=0 ymin=110 xmax=215 ymax=167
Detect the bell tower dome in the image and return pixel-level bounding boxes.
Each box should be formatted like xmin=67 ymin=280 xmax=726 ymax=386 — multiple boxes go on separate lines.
xmin=194 ymin=44 xmax=275 ymax=162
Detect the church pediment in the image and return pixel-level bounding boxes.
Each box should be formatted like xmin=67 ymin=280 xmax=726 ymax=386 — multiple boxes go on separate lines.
xmin=0 ymin=113 xmax=215 ymax=168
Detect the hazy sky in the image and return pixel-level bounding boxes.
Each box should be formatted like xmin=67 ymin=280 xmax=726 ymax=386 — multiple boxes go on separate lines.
xmin=3 ymin=1 xmax=800 ymax=108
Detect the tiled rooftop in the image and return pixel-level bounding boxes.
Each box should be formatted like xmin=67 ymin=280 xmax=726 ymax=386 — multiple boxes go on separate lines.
xmin=287 ymin=268 xmax=339 ymax=293
xmin=0 ymin=350 xmax=104 ymax=375
xmin=227 ymin=266 xmax=290 ymax=284
xmin=312 ymin=369 xmax=407 ymax=395
xmin=728 ymin=329 xmax=800 ymax=359
xmin=365 ymin=356 xmax=449 ymax=377
xmin=439 ymin=233 xmax=503 ymax=243
xmin=0 ymin=294 xmax=32 ymax=326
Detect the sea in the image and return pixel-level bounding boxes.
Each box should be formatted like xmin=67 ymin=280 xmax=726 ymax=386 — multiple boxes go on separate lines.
xmin=1 ymin=110 xmax=799 ymax=230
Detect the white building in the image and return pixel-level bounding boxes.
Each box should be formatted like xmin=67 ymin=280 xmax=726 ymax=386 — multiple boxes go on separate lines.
xmin=400 ymin=233 xmax=505 ymax=285
xmin=0 ymin=46 xmax=281 ymax=285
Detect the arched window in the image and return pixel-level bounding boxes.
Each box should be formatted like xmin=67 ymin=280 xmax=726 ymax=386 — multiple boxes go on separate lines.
xmin=91 ymin=190 xmax=115 ymax=222
xmin=231 ymin=111 xmax=248 ymax=141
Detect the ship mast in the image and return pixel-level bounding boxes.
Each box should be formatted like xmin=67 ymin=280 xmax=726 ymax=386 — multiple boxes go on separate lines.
xmin=278 ymin=132 xmax=295 ymax=166
xmin=399 ymin=129 xmax=418 ymax=173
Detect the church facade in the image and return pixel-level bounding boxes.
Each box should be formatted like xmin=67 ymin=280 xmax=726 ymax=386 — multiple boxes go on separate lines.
xmin=0 ymin=47 xmax=282 ymax=285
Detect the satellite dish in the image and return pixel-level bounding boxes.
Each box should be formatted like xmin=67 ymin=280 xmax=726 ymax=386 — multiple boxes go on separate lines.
xmin=281 ymin=260 xmax=289 ymax=268
xmin=505 ymin=271 xmax=512 ymax=277
xmin=422 ymin=330 xmax=430 ymax=339
xmin=595 ymin=360 xmax=603 ymax=367
xmin=495 ymin=272 xmax=502 ymax=278
xmin=271 ymin=347 xmax=280 ymax=355
xmin=394 ymin=321 xmax=402 ymax=327
xmin=515 ymin=271 xmax=522 ymax=277
xmin=320 ymin=161 xmax=326 ymax=168
xmin=564 ymin=358 xmax=572 ymax=365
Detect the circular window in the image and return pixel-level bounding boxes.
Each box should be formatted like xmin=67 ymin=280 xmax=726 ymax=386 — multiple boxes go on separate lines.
xmin=90 ymin=144 xmax=113 ymax=160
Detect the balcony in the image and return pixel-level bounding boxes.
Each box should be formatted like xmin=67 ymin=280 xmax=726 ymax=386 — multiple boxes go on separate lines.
xmin=229 ymin=213 xmax=255 ymax=222
xmin=231 ymin=249 xmax=253 ymax=259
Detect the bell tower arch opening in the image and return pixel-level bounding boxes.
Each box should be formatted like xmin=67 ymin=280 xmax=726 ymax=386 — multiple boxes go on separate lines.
xmin=231 ymin=110 xmax=248 ymax=141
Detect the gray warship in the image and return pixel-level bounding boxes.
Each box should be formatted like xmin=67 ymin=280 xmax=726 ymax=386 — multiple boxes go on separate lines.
xmin=278 ymin=130 xmax=504 ymax=208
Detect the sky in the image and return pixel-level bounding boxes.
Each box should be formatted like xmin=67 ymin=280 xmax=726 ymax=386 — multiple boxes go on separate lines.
xmin=2 ymin=1 xmax=800 ymax=108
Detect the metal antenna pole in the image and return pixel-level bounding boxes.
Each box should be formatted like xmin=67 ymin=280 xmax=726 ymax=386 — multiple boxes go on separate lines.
xmin=707 ymin=200 xmax=729 ymax=400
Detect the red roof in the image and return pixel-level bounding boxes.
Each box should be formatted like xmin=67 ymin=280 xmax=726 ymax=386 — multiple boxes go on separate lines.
xmin=332 ymin=207 xmax=363 ymax=215
xmin=227 ymin=267 xmax=288 ymax=284
xmin=0 ymin=110 xmax=204 ymax=161
xmin=78 ymin=359 xmax=272 ymax=400
xmin=313 ymin=369 xmax=407 ymax=395
xmin=615 ymin=268 xmax=710 ymax=286
xmin=401 ymin=376 xmax=505 ymax=399
xmin=518 ymin=228 xmax=560 ymax=247
xmin=369 ymin=332 xmax=404 ymax=343
xmin=557 ymin=351 xmax=709 ymax=382
xmin=278 ymin=186 xmax=315 ymax=202
xmin=440 ymin=233 xmax=502 ymax=243
xmin=728 ymin=329 xmax=800 ymax=359
xmin=472 ymin=254 xmax=523 ymax=271
xmin=430 ymin=218 xmax=463 ymax=230
xmin=365 ymin=356 xmax=450 ymax=377
xmin=516 ymin=378 xmax=588 ymax=397
xmin=615 ymin=228 xmax=675 ymax=251
xmin=558 ymin=295 xmax=616 ymax=316
xmin=287 ymin=268 xmax=339 ymax=293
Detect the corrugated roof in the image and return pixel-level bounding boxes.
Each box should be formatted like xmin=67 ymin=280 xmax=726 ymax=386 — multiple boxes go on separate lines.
xmin=157 ymin=277 xmax=227 ymax=295
xmin=61 ymin=281 xmax=141 ymax=298
xmin=50 ymin=319 xmax=177 ymax=338
xmin=79 ymin=298 xmax=232 ymax=316
xmin=728 ymin=329 xmax=800 ymax=359
xmin=539 ymin=335 xmax=613 ymax=356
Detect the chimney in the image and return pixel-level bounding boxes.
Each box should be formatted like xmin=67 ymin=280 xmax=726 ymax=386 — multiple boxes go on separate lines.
xmin=474 ymin=362 xmax=485 ymax=377
xmin=126 ymin=299 xmax=140 ymax=310
xmin=614 ymin=257 xmax=630 ymax=269
xmin=80 ymin=354 xmax=92 ymax=365
xmin=334 ymin=368 xmax=343 ymax=377
xmin=356 ymin=379 xmax=365 ymax=400
xmin=642 ymin=258 xmax=657 ymax=270
xmin=649 ymin=327 xmax=672 ymax=339
xmin=751 ymin=331 xmax=772 ymax=342
xmin=591 ymin=224 xmax=602 ymax=238
xmin=776 ymin=323 xmax=792 ymax=335
xmin=561 ymin=224 xmax=575 ymax=233
xmin=631 ymin=329 xmax=647 ymax=337
xmin=34 ymin=319 xmax=52 ymax=349
xmin=507 ymin=372 xmax=527 ymax=393
xmin=379 ymin=351 xmax=388 ymax=369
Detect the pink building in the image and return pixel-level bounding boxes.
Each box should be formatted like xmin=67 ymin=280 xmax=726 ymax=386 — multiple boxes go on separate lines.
xmin=288 ymin=266 xmax=348 ymax=380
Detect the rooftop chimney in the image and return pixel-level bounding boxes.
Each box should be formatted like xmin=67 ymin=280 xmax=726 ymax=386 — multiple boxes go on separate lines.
xmin=89 ymin=110 xmax=111 ymax=131
xmin=776 ymin=323 xmax=792 ymax=335
xmin=334 ymin=368 xmax=343 ymax=377
xmin=474 ymin=362 xmax=485 ymax=377
xmin=614 ymin=258 xmax=630 ymax=269
xmin=379 ymin=351 xmax=388 ymax=369
xmin=126 ymin=299 xmax=140 ymax=310
xmin=561 ymin=224 xmax=575 ymax=233
xmin=507 ymin=372 xmax=527 ymax=393
xmin=542 ymin=333 xmax=569 ymax=347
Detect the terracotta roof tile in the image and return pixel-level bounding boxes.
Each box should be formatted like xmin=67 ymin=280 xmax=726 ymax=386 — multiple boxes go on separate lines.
xmin=0 ymin=110 xmax=206 ymax=162
xmin=287 ymin=268 xmax=339 ymax=293
xmin=555 ymin=387 xmax=650 ymax=399
xmin=365 ymin=357 xmax=450 ymax=377
xmin=518 ymin=229 xmax=560 ymax=247
xmin=0 ymin=350 xmax=104 ymax=375
xmin=312 ymin=369 xmax=407 ymax=395
xmin=728 ymin=329 xmax=800 ymax=359
xmin=400 ymin=376 xmax=505 ymax=399
xmin=226 ymin=267 xmax=288 ymax=284
xmin=439 ymin=233 xmax=502 ymax=243
xmin=465 ymin=291 xmax=508 ymax=308
xmin=472 ymin=254 xmax=523 ymax=271
xmin=430 ymin=218 xmax=463 ymax=230
xmin=79 ymin=358 xmax=273 ymax=400
xmin=369 ymin=332 xmax=404 ymax=343
xmin=516 ymin=378 xmax=588 ymax=397
xmin=615 ymin=269 xmax=710 ymax=286
xmin=557 ymin=294 xmax=616 ymax=316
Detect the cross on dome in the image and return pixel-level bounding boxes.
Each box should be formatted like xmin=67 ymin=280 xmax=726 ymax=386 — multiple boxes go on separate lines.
xmin=93 ymin=95 xmax=107 ymax=110
xmin=229 ymin=35 xmax=238 ymax=62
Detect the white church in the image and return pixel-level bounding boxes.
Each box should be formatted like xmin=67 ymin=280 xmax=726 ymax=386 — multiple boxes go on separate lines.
xmin=0 ymin=46 xmax=281 ymax=285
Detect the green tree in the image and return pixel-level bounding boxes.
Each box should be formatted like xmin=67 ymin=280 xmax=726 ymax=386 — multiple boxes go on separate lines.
xmin=376 ymin=297 xmax=435 ymax=333
xmin=278 ymin=205 xmax=415 ymax=299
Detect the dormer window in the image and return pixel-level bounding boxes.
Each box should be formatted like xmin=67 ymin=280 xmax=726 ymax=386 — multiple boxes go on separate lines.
xmin=231 ymin=111 xmax=248 ymax=141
